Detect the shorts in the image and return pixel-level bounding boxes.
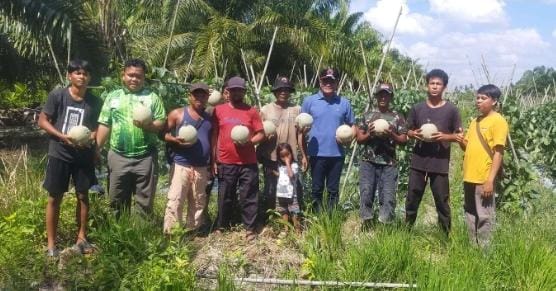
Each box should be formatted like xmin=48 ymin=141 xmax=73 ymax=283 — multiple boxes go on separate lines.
xmin=43 ymin=156 xmax=96 ymax=197
xmin=276 ymin=196 xmax=301 ymax=215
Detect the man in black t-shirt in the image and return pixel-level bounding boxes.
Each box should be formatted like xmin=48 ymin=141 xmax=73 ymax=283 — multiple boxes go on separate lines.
xmin=38 ymin=60 xmax=102 ymax=257
xmin=405 ymin=69 xmax=462 ymax=234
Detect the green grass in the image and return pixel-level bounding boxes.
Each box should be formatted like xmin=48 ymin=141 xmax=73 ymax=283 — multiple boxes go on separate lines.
xmin=1 ymin=144 xmax=554 ymax=290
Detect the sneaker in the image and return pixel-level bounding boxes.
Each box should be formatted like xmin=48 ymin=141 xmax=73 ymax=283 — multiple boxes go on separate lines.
xmin=46 ymin=248 xmax=59 ymax=258
xmin=72 ymin=239 xmax=96 ymax=255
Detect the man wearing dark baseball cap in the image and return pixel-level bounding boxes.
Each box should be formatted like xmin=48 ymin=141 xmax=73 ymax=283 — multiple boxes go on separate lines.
xmin=356 ymin=82 xmax=408 ymax=230
xmin=163 ymin=81 xmax=213 ymax=234
xmin=257 ymin=76 xmax=307 ymax=228
xmin=212 ymin=76 xmax=264 ymax=241
xmin=300 ymin=67 xmax=355 ymax=212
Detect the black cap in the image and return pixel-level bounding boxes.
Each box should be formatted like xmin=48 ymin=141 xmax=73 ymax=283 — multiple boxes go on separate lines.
xmin=225 ymin=76 xmax=246 ymax=89
xmin=374 ymin=83 xmax=394 ymax=95
xmin=319 ymin=67 xmax=340 ymax=80
xmin=272 ymin=76 xmax=295 ymax=92
xmin=190 ymin=82 xmax=209 ymax=93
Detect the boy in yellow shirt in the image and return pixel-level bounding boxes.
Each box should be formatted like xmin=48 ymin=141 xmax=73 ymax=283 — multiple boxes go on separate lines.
xmin=456 ymin=84 xmax=508 ymax=248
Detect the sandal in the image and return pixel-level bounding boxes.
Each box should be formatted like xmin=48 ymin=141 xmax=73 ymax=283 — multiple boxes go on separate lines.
xmin=246 ymin=230 xmax=257 ymax=242
xmin=72 ymin=239 xmax=96 ymax=254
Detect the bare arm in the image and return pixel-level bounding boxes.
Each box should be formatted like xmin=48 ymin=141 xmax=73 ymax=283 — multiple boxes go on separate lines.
xmin=211 ymin=123 xmax=219 ymax=175
xmin=297 ymin=127 xmax=308 ymax=172
xmin=250 ymin=130 xmax=265 ymax=145
xmin=482 ymin=146 xmax=504 ymax=198
xmin=356 ymin=124 xmax=372 ymax=144
xmin=38 ymin=112 xmax=74 ymax=145
xmin=96 ymin=124 xmax=111 ymax=149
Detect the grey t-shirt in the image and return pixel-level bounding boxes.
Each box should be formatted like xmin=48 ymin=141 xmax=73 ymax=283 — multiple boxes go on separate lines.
xmin=42 ymin=88 xmax=102 ymax=162
xmin=407 ymin=101 xmax=462 ymax=174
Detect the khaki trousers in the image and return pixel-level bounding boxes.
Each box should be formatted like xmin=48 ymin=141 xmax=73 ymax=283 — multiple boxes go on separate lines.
xmin=163 ymin=164 xmax=209 ymax=233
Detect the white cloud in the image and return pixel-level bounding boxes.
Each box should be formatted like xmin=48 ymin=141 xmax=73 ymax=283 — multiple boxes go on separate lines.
xmin=553 ymin=29 xmax=556 ymax=38
xmin=364 ymin=0 xmax=438 ymax=36
xmin=429 ymin=0 xmax=507 ymax=24
xmin=393 ymin=28 xmax=552 ymax=87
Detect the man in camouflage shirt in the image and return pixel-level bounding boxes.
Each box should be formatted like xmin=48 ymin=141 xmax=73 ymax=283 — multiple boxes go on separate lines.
xmin=96 ymin=59 xmax=166 ymax=216
xmin=356 ymin=83 xmax=407 ymax=228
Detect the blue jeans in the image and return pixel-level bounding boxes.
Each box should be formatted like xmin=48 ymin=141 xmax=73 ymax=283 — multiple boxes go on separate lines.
xmin=359 ymin=161 xmax=398 ymax=223
xmin=309 ymin=156 xmax=344 ymax=212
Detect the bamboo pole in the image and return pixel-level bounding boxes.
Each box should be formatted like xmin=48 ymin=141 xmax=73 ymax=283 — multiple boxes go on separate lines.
xmin=229 ymin=277 xmax=417 ymax=288
xmin=46 ymin=36 xmax=65 ymax=85
xmin=163 ymin=0 xmax=181 ymax=69
xmin=257 ymin=26 xmax=279 ymax=92
xmin=183 ymin=49 xmax=194 ymax=83
xmin=340 ymin=6 xmax=403 ymax=199
xmin=240 ymin=49 xmax=254 ymax=89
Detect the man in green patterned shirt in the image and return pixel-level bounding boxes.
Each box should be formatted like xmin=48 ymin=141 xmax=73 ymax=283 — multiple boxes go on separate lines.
xmin=356 ymin=83 xmax=407 ymax=228
xmin=96 ymin=59 xmax=166 ymax=216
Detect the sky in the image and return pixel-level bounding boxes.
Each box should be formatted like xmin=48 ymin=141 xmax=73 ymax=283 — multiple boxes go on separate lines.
xmin=350 ymin=0 xmax=556 ymax=88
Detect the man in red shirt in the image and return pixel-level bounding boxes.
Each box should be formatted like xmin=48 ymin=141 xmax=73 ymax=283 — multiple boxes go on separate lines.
xmin=211 ymin=76 xmax=265 ymax=241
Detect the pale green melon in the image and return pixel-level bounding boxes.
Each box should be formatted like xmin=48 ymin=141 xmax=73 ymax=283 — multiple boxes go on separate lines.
xmin=231 ymin=125 xmax=250 ymax=144
xmin=420 ymin=123 xmax=438 ymax=141
xmin=133 ymin=104 xmax=152 ymax=124
xmin=68 ymin=125 xmax=91 ymax=146
xmin=295 ymin=113 xmax=313 ymax=129
xmin=372 ymin=118 xmax=390 ymax=135
xmin=178 ymin=125 xmax=198 ymax=144
xmin=336 ymin=124 xmax=354 ymax=144
xmin=263 ymin=120 xmax=277 ymax=135
xmin=208 ymin=90 xmax=223 ymax=106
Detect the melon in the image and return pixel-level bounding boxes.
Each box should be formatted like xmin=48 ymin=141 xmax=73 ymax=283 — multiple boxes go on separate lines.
xmin=263 ymin=120 xmax=277 ymax=136
xmin=231 ymin=125 xmax=250 ymax=144
xmin=420 ymin=123 xmax=438 ymax=141
xmin=295 ymin=113 xmax=313 ymax=129
xmin=372 ymin=118 xmax=390 ymax=135
xmin=336 ymin=124 xmax=354 ymax=144
xmin=133 ymin=104 xmax=152 ymax=124
xmin=68 ymin=125 xmax=91 ymax=146
xmin=208 ymin=90 xmax=223 ymax=106
xmin=178 ymin=125 xmax=198 ymax=144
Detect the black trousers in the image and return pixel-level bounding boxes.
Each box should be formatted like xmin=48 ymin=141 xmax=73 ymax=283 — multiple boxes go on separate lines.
xmin=216 ymin=164 xmax=259 ymax=231
xmin=405 ymin=168 xmax=451 ymax=233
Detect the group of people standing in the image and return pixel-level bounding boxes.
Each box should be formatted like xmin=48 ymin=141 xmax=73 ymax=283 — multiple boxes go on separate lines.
xmin=39 ymin=58 xmax=508 ymax=257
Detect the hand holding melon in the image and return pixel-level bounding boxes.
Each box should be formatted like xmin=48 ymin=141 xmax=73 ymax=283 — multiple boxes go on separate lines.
xmin=295 ymin=113 xmax=313 ymax=134
xmin=176 ymin=125 xmax=198 ymax=147
xmin=371 ymin=118 xmax=390 ymax=136
xmin=420 ymin=122 xmax=439 ymax=142
xmin=133 ymin=104 xmax=152 ymax=128
xmin=336 ymin=124 xmax=354 ymax=145
xmin=67 ymin=125 xmax=92 ymax=147
xmin=263 ymin=120 xmax=277 ymax=139
xmin=231 ymin=125 xmax=250 ymax=145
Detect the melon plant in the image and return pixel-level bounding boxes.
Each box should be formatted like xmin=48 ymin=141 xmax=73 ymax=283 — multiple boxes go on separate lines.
xmin=372 ymin=118 xmax=389 ymax=135
xmin=420 ymin=122 xmax=438 ymax=141
xmin=68 ymin=125 xmax=91 ymax=146
xmin=133 ymin=104 xmax=152 ymax=124
xmin=231 ymin=125 xmax=250 ymax=144
xmin=178 ymin=125 xmax=198 ymax=144
xmin=263 ymin=120 xmax=277 ymax=136
xmin=336 ymin=124 xmax=354 ymax=144
xmin=295 ymin=113 xmax=313 ymax=129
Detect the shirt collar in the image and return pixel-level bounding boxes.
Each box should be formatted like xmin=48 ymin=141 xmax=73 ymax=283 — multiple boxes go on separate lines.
xmin=317 ymin=90 xmax=339 ymax=101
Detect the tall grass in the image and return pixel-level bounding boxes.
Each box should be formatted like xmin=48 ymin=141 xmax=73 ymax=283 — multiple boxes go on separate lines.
xmin=1 ymin=143 xmax=554 ymax=290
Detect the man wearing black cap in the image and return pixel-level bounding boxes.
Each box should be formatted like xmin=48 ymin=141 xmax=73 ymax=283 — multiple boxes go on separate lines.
xmin=211 ymin=76 xmax=264 ymax=241
xmin=257 ymin=76 xmax=308 ymax=224
xmin=163 ymin=83 xmax=213 ymax=234
xmin=356 ymin=83 xmax=407 ymax=229
xmin=301 ymin=68 xmax=355 ymax=212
